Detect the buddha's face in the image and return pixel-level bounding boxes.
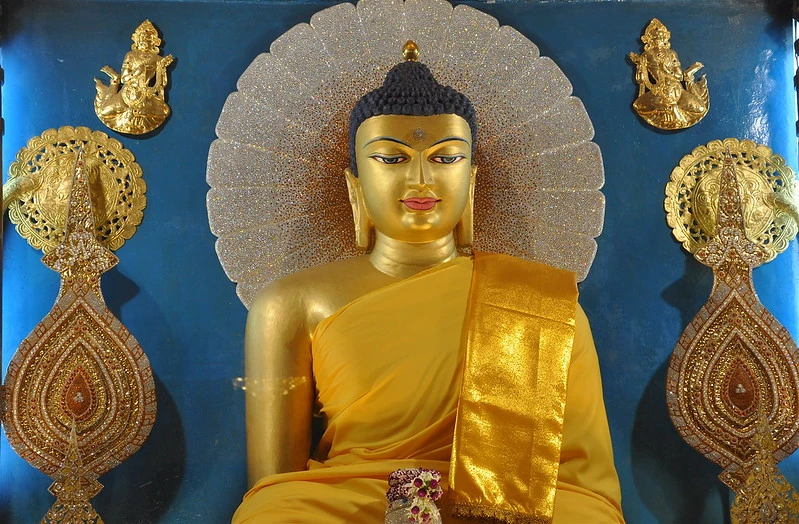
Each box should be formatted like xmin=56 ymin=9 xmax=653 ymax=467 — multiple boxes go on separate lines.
xmin=351 ymin=113 xmax=475 ymax=244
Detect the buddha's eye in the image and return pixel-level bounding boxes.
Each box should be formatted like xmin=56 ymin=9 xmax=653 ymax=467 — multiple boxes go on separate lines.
xmin=370 ymin=154 xmax=408 ymax=165
xmin=430 ymin=155 xmax=466 ymax=165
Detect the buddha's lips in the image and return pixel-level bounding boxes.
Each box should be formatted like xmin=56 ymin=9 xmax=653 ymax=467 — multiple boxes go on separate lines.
xmin=401 ymin=197 xmax=439 ymax=211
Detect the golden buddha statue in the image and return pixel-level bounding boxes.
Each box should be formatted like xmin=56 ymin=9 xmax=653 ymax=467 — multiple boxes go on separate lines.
xmin=94 ymin=20 xmax=173 ymax=135
xmin=232 ymin=44 xmax=623 ymax=524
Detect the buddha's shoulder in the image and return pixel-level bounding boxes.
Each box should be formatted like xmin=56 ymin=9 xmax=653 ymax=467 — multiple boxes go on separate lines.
xmin=248 ymin=256 xmax=387 ymax=323
xmin=478 ymin=253 xmax=576 ymax=279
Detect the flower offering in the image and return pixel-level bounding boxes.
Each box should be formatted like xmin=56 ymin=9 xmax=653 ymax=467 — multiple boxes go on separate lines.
xmin=385 ymin=468 xmax=443 ymax=524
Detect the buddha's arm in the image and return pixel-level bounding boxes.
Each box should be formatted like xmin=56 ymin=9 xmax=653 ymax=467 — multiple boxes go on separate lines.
xmin=245 ymin=283 xmax=314 ymax=487
xmin=553 ymin=303 xmax=625 ymax=523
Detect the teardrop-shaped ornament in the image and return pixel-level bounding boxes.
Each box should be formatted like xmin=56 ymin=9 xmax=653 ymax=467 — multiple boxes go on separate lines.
xmin=2 ymin=149 xmax=155 ymax=522
xmin=667 ymin=150 xmax=799 ymax=491
xmin=724 ymin=358 xmax=758 ymax=418
xmin=62 ymin=366 xmax=97 ymax=422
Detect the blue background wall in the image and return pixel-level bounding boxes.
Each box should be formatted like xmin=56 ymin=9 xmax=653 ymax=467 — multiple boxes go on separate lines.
xmin=2 ymin=0 xmax=797 ymax=522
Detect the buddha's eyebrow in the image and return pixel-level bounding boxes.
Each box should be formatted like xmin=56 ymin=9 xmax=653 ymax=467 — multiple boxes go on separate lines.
xmin=431 ymin=136 xmax=470 ymax=146
xmin=364 ymin=136 xmax=411 ymax=148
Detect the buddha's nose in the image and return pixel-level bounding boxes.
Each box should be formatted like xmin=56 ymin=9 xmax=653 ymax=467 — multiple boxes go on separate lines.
xmin=410 ymin=157 xmax=434 ymax=188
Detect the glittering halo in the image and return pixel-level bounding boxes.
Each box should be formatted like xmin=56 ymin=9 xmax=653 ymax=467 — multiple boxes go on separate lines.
xmin=207 ymin=0 xmax=605 ymax=308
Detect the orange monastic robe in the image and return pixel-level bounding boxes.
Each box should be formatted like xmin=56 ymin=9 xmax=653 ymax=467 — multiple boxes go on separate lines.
xmin=233 ymin=255 xmax=623 ymax=523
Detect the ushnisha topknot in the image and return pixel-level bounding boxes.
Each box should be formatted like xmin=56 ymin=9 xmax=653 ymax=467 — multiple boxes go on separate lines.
xmin=348 ymin=40 xmax=478 ymax=177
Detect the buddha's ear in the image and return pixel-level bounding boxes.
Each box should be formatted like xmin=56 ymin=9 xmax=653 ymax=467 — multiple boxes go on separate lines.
xmin=344 ymin=168 xmax=373 ymax=251
xmin=456 ymin=165 xmax=477 ymax=250
xmin=467 ymin=164 xmax=477 ymax=218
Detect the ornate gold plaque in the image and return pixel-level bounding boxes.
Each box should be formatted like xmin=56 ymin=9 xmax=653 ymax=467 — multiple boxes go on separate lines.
xmin=666 ymin=152 xmax=799 ymax=494
xmin=665 ymin=138 xmax=798 ymax=261
xmin=2 ymin=151 xmax=156 ymax=522
xmin=5 ymin=126 xmax=146 ymax=253
xmin=94 ymin=20 xmax=174 ymax=135
xmin=629 ymin=18 xmax=709 ymax=130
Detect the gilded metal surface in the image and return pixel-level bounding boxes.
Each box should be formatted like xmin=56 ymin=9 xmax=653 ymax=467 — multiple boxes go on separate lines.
xmin=665 ymin=138 xmax=798 ymax=261
xmin=94 ymin=20 xmax=174 ymax=135
xmin=2 ymin=151 xmax=156 ymax=522
xmin=729 ymin=416 xmax=799 ymax=524
xmin=666 ymin=152 xmax=799 ymax=492
xmin=629 ymin=19 xmax=709 ymax=130
xmin=207 ymin=0 xmax=606 ymax=308
xmin=5 ymin=126 xmax=146 ymax=253
xmin=43 ymin=424 xmax=105 ymax=524
xmin=348 ymin=113 xmax=475 ymax=274
xmin=402 ymin=40 xmax=419 ymax=62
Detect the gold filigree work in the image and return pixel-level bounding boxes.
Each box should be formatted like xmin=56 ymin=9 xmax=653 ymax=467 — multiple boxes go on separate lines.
xmin=42 ymin=423 xmax=105 ymax=524
xmin=666 ymin=151 xmax=799 ymax=495
xmin=94 ymin=20 xmax=174 ymax=135
xmin=629 ymin=19 xmax=709 ymax=130
xmin=665 ymin=138 xmax=798 ymax=261
xmin=730 ymin=416 xmax=799 ymax=523
xmin=4 ymin=126 xmax=146 ymax=253
xmin=2 ymin=151 xmax=156 ymax=522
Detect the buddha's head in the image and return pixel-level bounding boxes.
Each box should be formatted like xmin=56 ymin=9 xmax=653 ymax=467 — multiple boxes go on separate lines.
xmin=346 ymin=42 xmax=478 ymax=251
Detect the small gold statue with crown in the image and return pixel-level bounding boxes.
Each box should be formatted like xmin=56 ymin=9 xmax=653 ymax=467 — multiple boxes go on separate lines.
xmin=94 ymin=20 xmax=174 ymax=135
xmin=629 ymin=18 xmax=709 ymax=130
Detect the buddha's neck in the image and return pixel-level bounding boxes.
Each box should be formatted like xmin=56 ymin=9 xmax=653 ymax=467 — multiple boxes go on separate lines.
xmin=369 ymin=231 xmax=459 ymax=279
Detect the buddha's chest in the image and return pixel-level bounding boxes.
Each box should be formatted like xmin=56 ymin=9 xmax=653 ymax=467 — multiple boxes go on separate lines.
xmin=311 ymin=263 xmax=471 ymax=425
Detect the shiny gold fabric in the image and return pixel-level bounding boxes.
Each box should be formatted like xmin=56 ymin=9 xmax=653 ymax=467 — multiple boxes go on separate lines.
xmin=450 ymin=253 xmax=577 ymax=523
xmin=233 ymin=255 xmax=623 ymax=523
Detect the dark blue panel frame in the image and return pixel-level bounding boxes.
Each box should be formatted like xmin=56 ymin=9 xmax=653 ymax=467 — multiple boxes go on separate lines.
xmin=2 ymin=1 xmax=796 ymax=522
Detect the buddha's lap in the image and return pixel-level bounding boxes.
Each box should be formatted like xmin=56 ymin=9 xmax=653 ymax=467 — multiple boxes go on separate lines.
xmin=235 ymin=476 xmax=386 ymax=523
xmin=233 ymin=475 xmax=623 ymax=523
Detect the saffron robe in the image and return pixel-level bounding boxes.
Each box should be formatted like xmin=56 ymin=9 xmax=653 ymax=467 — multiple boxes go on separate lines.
xmin=233 ymin=255 xmax=624 ymax=523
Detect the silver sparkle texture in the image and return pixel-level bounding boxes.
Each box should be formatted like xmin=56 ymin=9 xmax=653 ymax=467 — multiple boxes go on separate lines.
xmin=207 ymin=0 xmax=605 ymax=309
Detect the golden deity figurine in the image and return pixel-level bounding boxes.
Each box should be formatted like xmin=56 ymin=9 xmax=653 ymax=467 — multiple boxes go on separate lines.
xmin=232 ymin=40 xmax=623 ymax=524
xmin=629 ymin=18 xmax=708 ymax=130
xmin=94 ymin=20 xmax=173 ymax=135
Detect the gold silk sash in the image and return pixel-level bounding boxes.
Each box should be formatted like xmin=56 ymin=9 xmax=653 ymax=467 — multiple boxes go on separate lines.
xmin=449 ymin=252 xmax=578 ymax=523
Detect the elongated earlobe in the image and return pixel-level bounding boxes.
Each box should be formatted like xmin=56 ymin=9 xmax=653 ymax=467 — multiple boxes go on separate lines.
xmin=456 ymin=165 xmax=477 ymax=251
xmin=344 ymin=168 xmax=374 ymax=251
